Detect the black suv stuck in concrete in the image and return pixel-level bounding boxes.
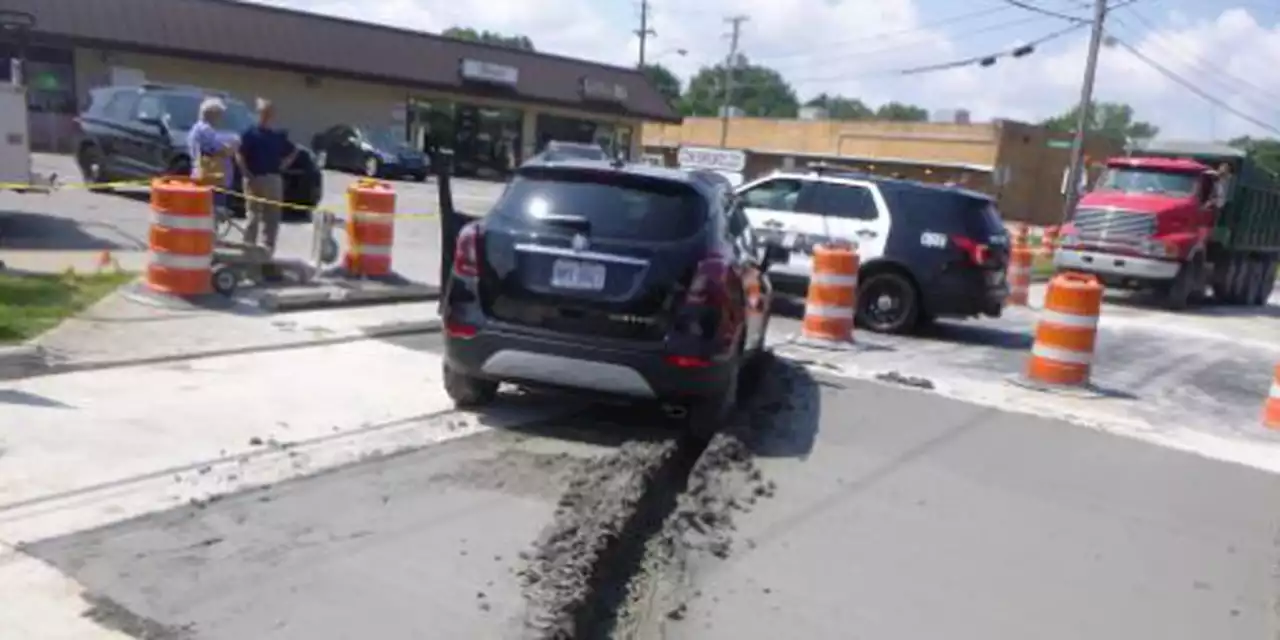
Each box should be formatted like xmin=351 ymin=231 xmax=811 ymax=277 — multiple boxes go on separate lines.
xmin=74 ymin=83 xmax=323 ymax=219
xmin=440 ymin=157 xmax=783 ymax=438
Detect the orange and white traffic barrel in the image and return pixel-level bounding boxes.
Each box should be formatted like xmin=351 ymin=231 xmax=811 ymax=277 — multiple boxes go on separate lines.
xmin=1006 ymin=243 xmax=1033 ymax=307
xmin=146 ymin=177 xmax=214 ymax=296
xmin=1263 ymin=365 xmax=1280 ymax=430
xmin=344 ymin=179 xmax=396 ymax=277
xmin=801 ymin=243 xmax=859 ymax=345
xmin=1039 ymin=225 xmax=1060 ymax=259
xmin=1025 ymin=272 xmax=1103 ymax=387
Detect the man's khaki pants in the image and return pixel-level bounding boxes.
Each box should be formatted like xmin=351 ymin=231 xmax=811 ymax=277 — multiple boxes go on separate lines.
xmin=243 ymin=174 xmax=283 ymax=254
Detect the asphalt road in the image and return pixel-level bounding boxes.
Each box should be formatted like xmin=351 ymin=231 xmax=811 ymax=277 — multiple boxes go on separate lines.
xmin=2 ymin=153 xmax=506 ymax=286
xmin=20 ymin=333 xmax=1280 ymax=640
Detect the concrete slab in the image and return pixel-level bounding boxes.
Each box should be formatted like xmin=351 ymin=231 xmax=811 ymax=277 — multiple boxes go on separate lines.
xmin=669 ymin=377 xmax=1280 ymax=640
xmin=0 ymin=339 xmax=565 ymax=544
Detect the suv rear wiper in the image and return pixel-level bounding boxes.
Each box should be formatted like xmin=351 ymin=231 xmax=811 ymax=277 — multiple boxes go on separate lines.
xmin=536 ymin=213 xmax=592 ymax=231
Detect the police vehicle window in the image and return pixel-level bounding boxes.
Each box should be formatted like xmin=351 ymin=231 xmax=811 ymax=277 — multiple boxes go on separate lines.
xmin=134 ymin=95 xmax=163 ymax=121
xmin=740 ymin=179 xmax=803 ymax=211
xmin=103 ymin=91 xmax=137 ymax=120
xmin=494 ymin=170 xmax=707 ymax=242
xmin=805 ymin=183 xmax=878 ymax=220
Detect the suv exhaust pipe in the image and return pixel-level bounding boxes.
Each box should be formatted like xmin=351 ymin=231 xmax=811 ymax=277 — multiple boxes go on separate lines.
xmin=661 ymin=403 xmax=688 ymax=420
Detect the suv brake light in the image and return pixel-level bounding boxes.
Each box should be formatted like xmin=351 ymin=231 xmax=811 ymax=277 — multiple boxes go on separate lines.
xmin=685 ymin=252 xmax=729 ymax=305
xmin=950 ymin=235 xmax=994 ymax=268
xmin=453 ymin=221 xmax=481 ymax=277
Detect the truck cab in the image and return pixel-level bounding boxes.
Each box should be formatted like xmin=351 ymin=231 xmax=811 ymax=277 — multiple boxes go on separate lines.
xmin=1056 ymin=156 xmax=1218 ymax=286
xmin=1054 ymin=140 xmax=1279 ymax=309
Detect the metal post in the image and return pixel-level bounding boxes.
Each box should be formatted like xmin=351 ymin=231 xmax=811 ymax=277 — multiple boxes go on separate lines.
xmin=436 ymin=148 xmax=460 ymax=298
xmin=719 ymin=15 xmax=748 ymax=148
xmin=1060 ymin=0 xmax=1108 ymax=224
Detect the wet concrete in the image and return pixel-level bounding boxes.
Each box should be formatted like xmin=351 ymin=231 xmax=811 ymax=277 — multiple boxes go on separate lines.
xmin=663 ymin=374 xmax=1280 ymax=640
xmin=23 ymin=425 xmax=616 ymax=640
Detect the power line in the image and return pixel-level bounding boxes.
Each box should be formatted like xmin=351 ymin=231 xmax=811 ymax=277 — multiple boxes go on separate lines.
xmin=758 ymin=5 xmax=1018 ymax=62
xmin=763 ymin=13 xmax=1055 ymax=74
xmin=1116 ymin=8 xmax=1280 ymax=105
xmin=999 ymin=0 xmax=1090 ymax=23
xmin=900 ymin=21 xmax=1085 ymax=75
xmin=1109 ymin=35 xmax=1280 ymax=136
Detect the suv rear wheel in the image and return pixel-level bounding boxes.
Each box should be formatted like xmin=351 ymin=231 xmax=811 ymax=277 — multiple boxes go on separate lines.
xmin=443 ymin=363 xmax=498 ymax=407
xmin=686 ymin=361 xmax=739 ymax=442
xmin=857 ymin=270 xmax=920 ymax=334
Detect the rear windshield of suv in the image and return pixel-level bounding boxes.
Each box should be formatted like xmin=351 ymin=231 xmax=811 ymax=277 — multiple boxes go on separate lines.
xmin=492 ymin=169 xmax=708 ymax=242
xmin=163 ymin=94 xmax=255 ymax=132
xmin=891 ymin=186 xmax=1007 ymax=241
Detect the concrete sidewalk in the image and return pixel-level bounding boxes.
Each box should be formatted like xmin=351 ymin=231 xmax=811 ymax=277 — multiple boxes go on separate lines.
xmin=0 ymin=281 xmax=442 ymax=378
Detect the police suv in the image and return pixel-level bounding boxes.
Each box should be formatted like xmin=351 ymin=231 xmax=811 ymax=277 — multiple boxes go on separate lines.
xmin=736 ymin=165 xmax=1011 ymax=334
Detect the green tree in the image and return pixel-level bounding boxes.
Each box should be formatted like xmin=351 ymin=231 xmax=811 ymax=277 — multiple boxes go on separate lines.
xmin=805 ymin=93 xmax=873 ymax=120
xmin=640 ymin=63 xmax=682 ymax=108
xmin=683 ymin=58 xmax=799 ymax=118
xmin=442 ymin=26 xmax=535 ymax=51
xmin=1229 ymin=136 xmax=1280 ymax=176
xmin=875 ymin=101 xmax=929 ymax=122
xmin=1041 ymin=101 xmax=1159 ymax=140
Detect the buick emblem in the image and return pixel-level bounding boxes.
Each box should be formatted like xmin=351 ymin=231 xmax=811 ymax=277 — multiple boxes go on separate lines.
xmin=571 ymin=234 xmax=589 ymax=252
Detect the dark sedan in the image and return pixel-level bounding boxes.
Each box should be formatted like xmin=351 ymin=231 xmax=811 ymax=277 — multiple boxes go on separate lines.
xmin=311 ymin=124 xmax=429 ymax=181
xmin=74 ymin=84 xmax=322 ymax=220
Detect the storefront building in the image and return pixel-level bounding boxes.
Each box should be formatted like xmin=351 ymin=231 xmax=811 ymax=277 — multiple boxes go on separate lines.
xmin=10 ymin=0 xmax=679 ymax=165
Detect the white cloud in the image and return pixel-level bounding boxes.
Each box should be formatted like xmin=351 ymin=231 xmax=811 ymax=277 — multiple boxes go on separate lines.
xmin=258 ymin=0 xmax=1280 ymax=140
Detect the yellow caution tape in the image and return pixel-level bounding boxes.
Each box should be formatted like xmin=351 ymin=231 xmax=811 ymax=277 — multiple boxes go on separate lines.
xmin=0 ymin=178 xmax=151 ymax=190
xmin=0 ymin=177 xmax=439 ymax=220
xmin=209 ymin=185 xmax=438 ymax=220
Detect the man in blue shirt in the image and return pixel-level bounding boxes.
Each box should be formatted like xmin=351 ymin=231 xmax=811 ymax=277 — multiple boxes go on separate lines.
xmin=236 ymin=98 xmax=297 ymax=255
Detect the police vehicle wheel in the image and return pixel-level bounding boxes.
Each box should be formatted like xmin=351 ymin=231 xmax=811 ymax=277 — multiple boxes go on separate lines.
xmin=364 ymin=156 xmax=381 ymax=178
xmin=211 ymin=266 xmax=239 ymax=296
xmin=315 ymin=151 xmax=328 ymax=169
xmin=857 ymin=271 xmax=920 ymax=335
xmin=443 ymin=363 xmax=498 ymax=407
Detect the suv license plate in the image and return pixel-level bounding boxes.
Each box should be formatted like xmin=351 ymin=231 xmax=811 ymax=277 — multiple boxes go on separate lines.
xmin=551 ymin=259 xmax=607 ymax=291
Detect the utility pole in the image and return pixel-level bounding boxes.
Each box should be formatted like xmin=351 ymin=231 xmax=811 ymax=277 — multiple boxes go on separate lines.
xmin=635 ymin=0 xmax=656 ymax=66
xmin=1060 ymin=0 xmax=1108 ymax=223
xmin=720 ymin=15 xmax=748 ymax=148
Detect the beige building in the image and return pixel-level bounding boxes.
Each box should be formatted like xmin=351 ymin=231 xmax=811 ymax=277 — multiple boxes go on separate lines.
xmin=13 ymin=0 xmax=678 ymax=173
xmin=645 ymin=117 xmax=1125 ymax=226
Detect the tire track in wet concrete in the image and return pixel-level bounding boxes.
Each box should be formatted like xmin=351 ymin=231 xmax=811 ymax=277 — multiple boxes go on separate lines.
xmin=516 ymin=355 xmax=811 ymax=639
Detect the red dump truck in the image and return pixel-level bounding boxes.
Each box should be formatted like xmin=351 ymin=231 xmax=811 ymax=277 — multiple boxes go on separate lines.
xmin=1053 ymin=140 xmax=1280 ymax=309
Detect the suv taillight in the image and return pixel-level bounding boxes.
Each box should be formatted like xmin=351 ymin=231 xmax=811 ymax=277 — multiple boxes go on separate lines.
xmin=684 ymin=253 xmax=729 ymax=305
xmin=453 ymin=222 xmax=481 ymax=277
xmin=950 ymin=235 xmax=994 ymax=268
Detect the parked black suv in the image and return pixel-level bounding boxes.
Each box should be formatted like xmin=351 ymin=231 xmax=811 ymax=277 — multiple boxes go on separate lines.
xmin=440 ymin=158 xmax=783 ymax=437
xmin=74 ymin=84 xmax=323 ymax=218
xmin=311 ymin=123 xmax=429 ymax=181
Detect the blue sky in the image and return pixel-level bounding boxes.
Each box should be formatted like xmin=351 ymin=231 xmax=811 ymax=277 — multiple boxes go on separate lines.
xmin=270 ymin=0 xmax=1280 ymax=140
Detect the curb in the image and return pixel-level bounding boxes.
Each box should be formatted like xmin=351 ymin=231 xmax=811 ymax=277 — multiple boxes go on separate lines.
xmin=0 ymin=318 xmax=442 ymax=383
xmin=0 ymin=345 xmax=45 ymax=380
xmin=256 ymin=284 xmax=440 ymax=312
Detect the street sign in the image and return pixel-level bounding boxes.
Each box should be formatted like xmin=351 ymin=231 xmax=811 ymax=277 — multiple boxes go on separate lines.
xmin=678 ymin=146 xmax=746 ymax=172
xmin=1047 ymin=139 xmax=1072 ymax=149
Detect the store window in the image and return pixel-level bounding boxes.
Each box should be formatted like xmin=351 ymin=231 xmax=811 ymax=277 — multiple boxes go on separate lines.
xmin=534 ymin=115 xmax=634 ymax=160
xmin=408 ymin=98 xmax=523 ymax=178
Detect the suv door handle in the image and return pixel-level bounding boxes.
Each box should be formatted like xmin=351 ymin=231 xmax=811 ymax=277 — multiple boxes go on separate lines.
xmin=856 ymin=230 xmax=878 ymax=238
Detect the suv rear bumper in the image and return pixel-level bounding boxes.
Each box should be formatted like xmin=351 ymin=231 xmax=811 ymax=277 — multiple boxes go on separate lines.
xmin=444 ymin=325 xmax=734 ymax=402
